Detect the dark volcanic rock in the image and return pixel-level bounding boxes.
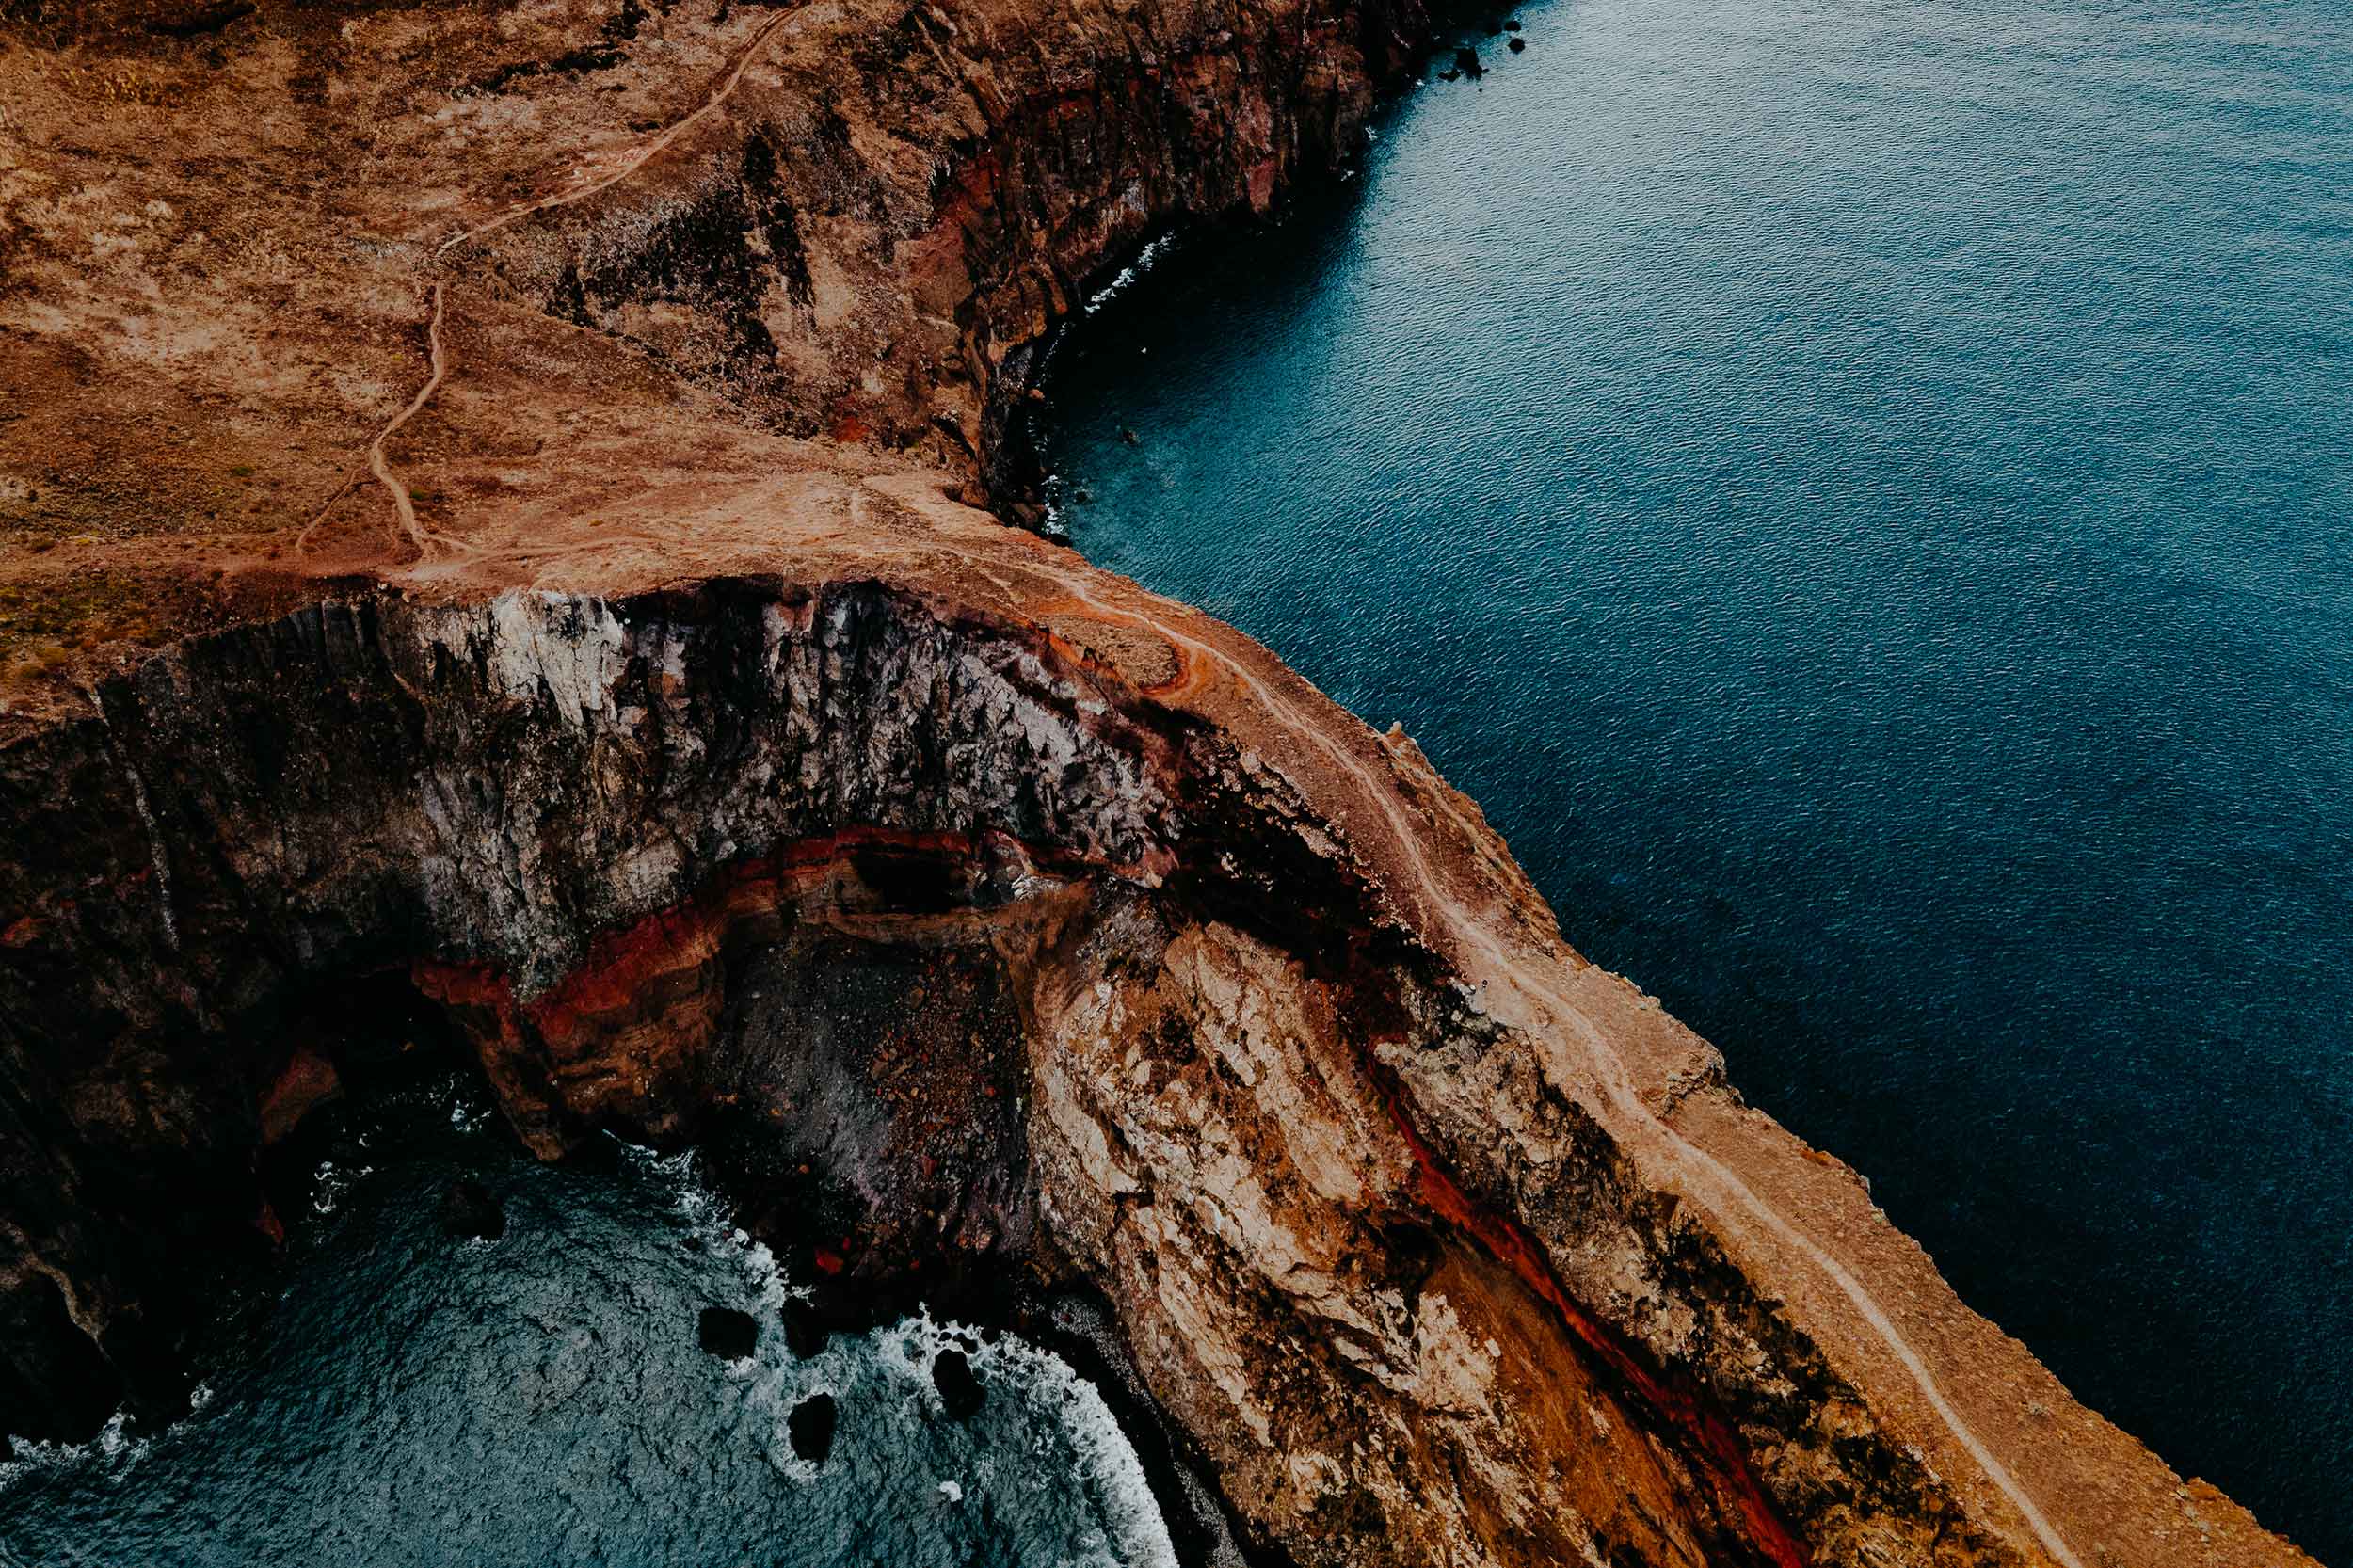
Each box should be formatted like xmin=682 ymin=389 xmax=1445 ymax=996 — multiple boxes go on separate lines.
xmin=932 ymin=1347 xmax=984 ymax=1422
xmin=1508 ymin=36 xmax=1525 ymax=52
xmin=788 ymin=1392 xmax=839 ymax=1464
xmin=148 ymin=0 xmax=255 ymax=37
xmin=1453 ymin=45 xmax=1484 ymax=78
xmin=560 ymin=1130 xmax=627 ymax=1176
xmin=781 ymin=1298 xmax=830 ymax=1360
xmin=697 ymin=1306 xmax=759 ymax=1360
xmin=440 ymin=1178 xmax=506 ymax=1242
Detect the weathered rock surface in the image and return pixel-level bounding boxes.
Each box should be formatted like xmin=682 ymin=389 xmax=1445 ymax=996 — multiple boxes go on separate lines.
xmin=0 ymin=0 xmax=2322 ymax=1565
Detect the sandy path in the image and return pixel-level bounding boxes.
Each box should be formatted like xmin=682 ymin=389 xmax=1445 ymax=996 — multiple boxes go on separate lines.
xmin=308 ymin=6 xmax=808 ymax=558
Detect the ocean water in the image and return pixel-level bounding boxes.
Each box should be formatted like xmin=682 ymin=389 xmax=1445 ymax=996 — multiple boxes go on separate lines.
xmin=0 ymin=1077 xmax=1176 ymax=1568
xmin=1044 ymin=0 xmax=2353 ymax=1557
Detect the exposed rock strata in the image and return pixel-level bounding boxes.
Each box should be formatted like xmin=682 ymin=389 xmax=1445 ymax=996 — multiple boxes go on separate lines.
xmin=0 ymin=581 xmax=2315 ymax=1568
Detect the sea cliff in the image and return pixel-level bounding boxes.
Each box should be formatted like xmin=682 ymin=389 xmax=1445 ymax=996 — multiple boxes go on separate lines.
xmin=0 ymin=1 xmax=2318 ymax=1564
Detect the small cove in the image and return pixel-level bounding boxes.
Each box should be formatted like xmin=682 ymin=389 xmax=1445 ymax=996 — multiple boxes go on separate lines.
xmin=0 ymin=1072 xmax=1182 ymax=1568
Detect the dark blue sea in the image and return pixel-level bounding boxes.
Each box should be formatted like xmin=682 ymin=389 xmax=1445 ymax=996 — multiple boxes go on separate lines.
xmin=1044 ymin=0 xmax=2353 ymax=1557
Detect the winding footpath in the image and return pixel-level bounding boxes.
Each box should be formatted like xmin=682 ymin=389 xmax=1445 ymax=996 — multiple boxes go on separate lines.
xmin=308 ymin=6 xmax=807 ymax=558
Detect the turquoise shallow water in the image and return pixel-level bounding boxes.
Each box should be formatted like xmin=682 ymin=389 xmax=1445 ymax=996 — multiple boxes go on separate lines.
xmin=1046 ymin=0 xmax=2353 ymax=1555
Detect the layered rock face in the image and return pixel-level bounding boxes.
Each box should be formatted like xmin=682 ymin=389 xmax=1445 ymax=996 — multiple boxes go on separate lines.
xmin=0 ymin=583 xmax=1776 ymax=1563
xmin=0 ymin=580 xmax=2314 ymax=1568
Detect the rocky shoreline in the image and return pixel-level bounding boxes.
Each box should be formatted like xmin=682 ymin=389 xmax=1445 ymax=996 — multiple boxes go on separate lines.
xmin=0 ymin=1 xmax=2323 ymax=1564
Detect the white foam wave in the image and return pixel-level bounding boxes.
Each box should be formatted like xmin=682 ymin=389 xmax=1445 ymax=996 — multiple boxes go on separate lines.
xmin=1085 ymin=233 xmax=1181 ymax=314
xmin=0 ymin=1407 xmax=149 ymax=1489
xmin=902 ymin=1308 xmax=1179 ymax=1568
xmin=515 ymin=1141 xmax=1173 ymax=1564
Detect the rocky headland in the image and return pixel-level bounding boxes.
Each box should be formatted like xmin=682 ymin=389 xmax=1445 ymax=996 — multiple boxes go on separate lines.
xmin=0 ymin=1 xmax=2320 ymax=1564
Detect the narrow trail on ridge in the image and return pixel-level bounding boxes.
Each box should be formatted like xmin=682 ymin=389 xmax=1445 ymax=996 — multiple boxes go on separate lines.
xmin=303 ymin=7 xmax=807 ymax=558
xmin=366 ymin=283 xmax=452 ymax=559
xmin=919 ymin=497 xmax=2088 ymax=1568
xmin=431 ymin=6 xmax=803 ymax=258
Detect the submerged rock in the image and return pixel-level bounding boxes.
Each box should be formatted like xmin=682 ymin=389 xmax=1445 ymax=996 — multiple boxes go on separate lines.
xmin=932 ymin=1348 xmax=984 ymax=1422
xmin=780 ymin=1298 xmax=830 ymax=1360
xmin=788 ymin=1393 xmax=839 ymax=1464
xmin=440 ymin=1178 xmax=506 ymax=1242
xmin=697 ymin=1306 xmax=759 ymax=1361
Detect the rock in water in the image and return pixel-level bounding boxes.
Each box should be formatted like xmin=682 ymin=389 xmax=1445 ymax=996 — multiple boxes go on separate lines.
xmin=1508 ymin=36 xmax=1526 ymax=52
xmin=440 ymin=1178 xmax=505 ymax=1241
xmin=697 ymin=1306 xmax=759 ymax=1360
xmin=1454 ymin=45 xmax=1485 ymax=78
xmin=932 ymin=1348 xmax=984 ymax=1422
xmin=780 ymin=1298 xmax=830 ymax=1360
xmin=560 ymin=1129 xmax=626 ymax=1176
xmin=788 ymin=1393 xmax=839 ymax=1464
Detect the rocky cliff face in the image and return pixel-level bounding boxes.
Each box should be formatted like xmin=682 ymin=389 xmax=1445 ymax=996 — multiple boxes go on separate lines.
xmin=0 ymin=583 xmax=1786 ymax=1564
xmin=0 ymin=578 xmax=2314 ymax=1568
xmin=470 ymin=0 xmax=1436 ymax=496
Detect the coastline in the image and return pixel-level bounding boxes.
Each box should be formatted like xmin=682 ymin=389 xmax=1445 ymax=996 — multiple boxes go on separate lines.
xmin=0 ymin=2 xmax=2324 ymax=1564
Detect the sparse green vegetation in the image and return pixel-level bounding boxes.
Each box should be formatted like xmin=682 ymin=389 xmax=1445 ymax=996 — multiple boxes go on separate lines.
xmin=0 ymin=570 xmax=173 ymax=680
